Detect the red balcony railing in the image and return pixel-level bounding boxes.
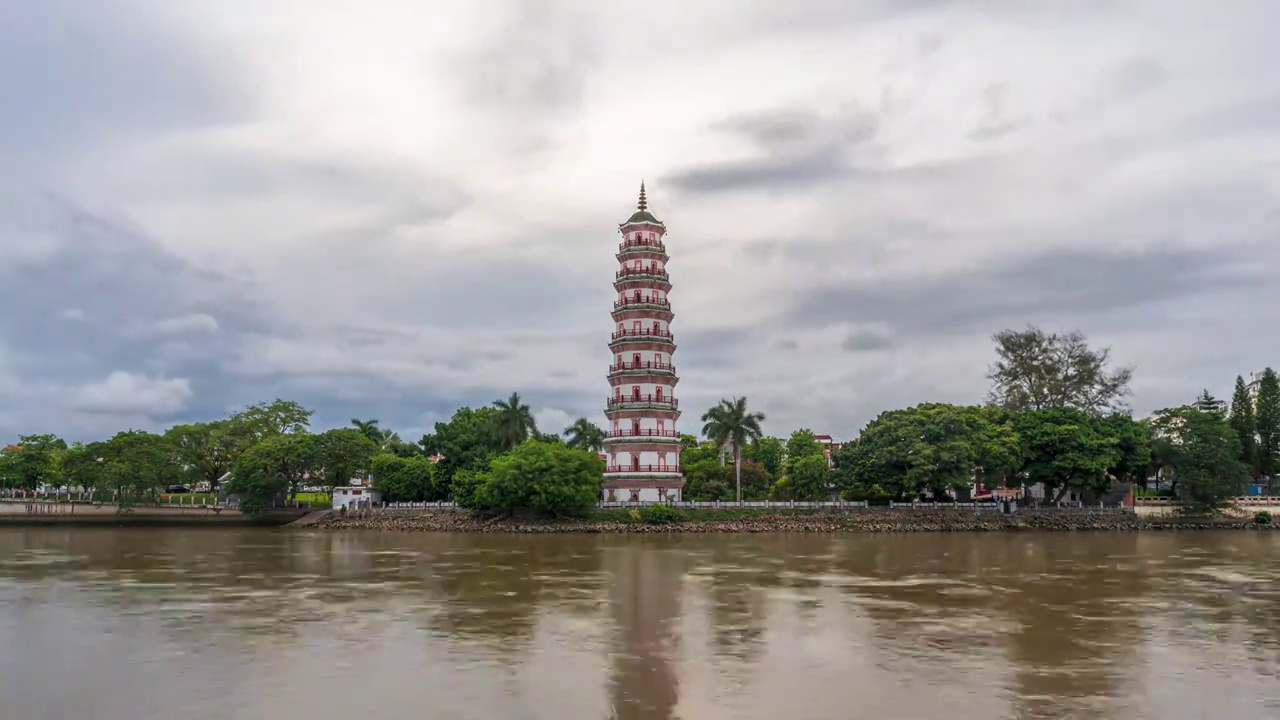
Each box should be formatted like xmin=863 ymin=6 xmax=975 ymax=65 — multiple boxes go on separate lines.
xmin=608 ymin=395 xmax=679 ymax=408
xmin=608 ymin=361 xmax=675 ymax=373
xmin=613 ymin=297 xmax=671 ymax=310
xmin=605 ymin=429 xmax=681 ymax=438
xmin=610 ymin=329 xmax=674 ymax=341
xmin=618 ymin=238 xmax=666 ymax=252
xmin=605 ymin=465 xmax=682 ymax=473
xmin=615 ymin=267 xmax=670 ymax=281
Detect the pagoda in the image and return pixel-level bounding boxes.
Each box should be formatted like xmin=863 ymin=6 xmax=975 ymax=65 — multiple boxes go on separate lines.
xmin=603 ymin=182 xmax=684 ymax=502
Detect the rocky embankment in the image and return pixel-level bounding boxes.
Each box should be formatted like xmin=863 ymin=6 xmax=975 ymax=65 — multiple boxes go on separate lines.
xmin=311 ymin=509 xmax=1274 ymax=533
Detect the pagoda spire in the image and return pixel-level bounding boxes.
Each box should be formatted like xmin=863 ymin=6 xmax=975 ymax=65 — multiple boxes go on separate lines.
xmin=637 ymin=181 xmax=647 ymax=212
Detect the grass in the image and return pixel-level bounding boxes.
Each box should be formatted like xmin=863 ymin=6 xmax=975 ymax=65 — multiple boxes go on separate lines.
xmin=161 ymin=491 xmax=331 ymax=508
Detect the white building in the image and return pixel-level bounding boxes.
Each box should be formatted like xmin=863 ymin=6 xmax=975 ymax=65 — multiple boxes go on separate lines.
xmin=332 ymin=486 xmax=382 ymax=510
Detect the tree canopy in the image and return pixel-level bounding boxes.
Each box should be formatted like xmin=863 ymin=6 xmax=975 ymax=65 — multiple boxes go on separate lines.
xmin=987 ymin=326 xmax=1133 ymax=414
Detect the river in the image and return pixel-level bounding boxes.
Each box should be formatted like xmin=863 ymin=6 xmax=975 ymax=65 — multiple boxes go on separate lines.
xmin=1 ymin=528 xmax=1277 ymax=719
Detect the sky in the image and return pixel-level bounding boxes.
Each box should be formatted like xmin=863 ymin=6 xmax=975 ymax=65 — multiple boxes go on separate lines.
xmin=2 ymin=0 xmax=1279 ymax=443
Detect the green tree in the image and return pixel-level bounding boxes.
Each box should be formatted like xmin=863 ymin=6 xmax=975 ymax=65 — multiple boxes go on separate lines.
xmin=491 ymin=392 xmax=538 ymax=449
xmin=987 ymin=326 xmax=1133 ymax=414
xmin=371 ymin=453 xmax=438 ymax=502
xmin=420 ymin=406 xmax=505 ymax=496
xmin=564 ymin=418 xmax=607 ymax=453
xmin=837 ymin=404 xmax=1018 ymax=500
xmin=350 ymin=418 xmax=403 ymax=451
xmin=1255 ymin=368 xmax=1280 ymax=487
xmin=1151 ymin=406 xmax=1248 ymax=510
xmin=165 ymin=422 xmax=233 ymax=492
xmin=783 ymin=429 xmax=824 ymax=474
xmin=61 ymin=442 xmax=107 ymax=498
xmin=700 ymin=397 xmax=766 ymax=503
xmin=227 ymin=433 xmax=317 ymax=515
xmin=1014 ymin=408 xmax=1120 ymax=503
xmin=1097 ymin=413 xmax=1151 ymax=487
xmin=475 ymin=441 xmax=604 ymax=517
xmin=315 ymin=428 xmax=378 ymax=491
xmin=220 ymin=399 xmax=314 ymax=463
xmin=742 ymin=436 xmax=785 ymax=479
xmin=784 ymin=454 xmax=832 ymax=501
xmin=98 ymin=431 xmax=180 ymax=508
xmin=1228 ymin=375 xmax=1259 ymax=474
xmin=0 ymin=434 xmax=68 ymax=490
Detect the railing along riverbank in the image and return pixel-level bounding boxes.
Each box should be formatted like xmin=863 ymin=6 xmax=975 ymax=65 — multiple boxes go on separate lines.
xmin=375 ymin=499 xmax=1133 ymax=512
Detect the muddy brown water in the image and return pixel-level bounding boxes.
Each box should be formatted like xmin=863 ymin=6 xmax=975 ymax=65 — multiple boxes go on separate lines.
xmin=1 ymin=528 xmax=1278 ymax=719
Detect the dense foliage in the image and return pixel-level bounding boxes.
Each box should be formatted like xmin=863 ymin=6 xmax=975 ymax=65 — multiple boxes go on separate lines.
xmin=2 ymin=326 xmax=1273 ymax=516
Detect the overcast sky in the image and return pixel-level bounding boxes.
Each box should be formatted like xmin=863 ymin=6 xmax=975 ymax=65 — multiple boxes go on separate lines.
xmin=2 ymin=0 xmax=1279 ymax=443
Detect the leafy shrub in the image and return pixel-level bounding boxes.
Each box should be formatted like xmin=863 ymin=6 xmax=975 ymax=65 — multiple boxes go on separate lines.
xmin=640 ymin=504 xmax=686 ymax=524
xmin=474 ymin=441 xmax=604 ymax=517
xmin=1256 ymin=510 xmax=1273 ymax=525
xmin=451 ymin=469 xmax=488 ymax=509
xmin=372 ymin=454 xmax=437 ymax=502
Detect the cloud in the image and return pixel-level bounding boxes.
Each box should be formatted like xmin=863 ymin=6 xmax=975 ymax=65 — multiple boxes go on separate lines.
xmin=149 ymin=314 xmax=221 ymax=337
xmin=841 ymin=329 xmax=895 ymax=353
xmin=2 ymin=0 xmax=1280 ymax=444
xmin=73 ymin=372 xmax=194 ymax=416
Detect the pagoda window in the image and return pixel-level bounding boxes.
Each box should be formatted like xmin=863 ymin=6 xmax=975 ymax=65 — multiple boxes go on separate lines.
xmin=655 ymin=387 xmax=664 ymax=401
xmin=633 ymin=290 xmax=641 ymax=302
xmin=631 ymin=386 xmax=641 ymax=400
xmin=632 ymin=320 xmax=641 ymax=334
xmin=632 ymin=353 xmax=641 ymax=367
xmin=653 ymin=353 xmax=662 ymax=366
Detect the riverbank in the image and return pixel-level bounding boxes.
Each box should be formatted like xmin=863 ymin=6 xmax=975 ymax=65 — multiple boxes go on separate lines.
xmin=0 ymin=502 xmax=305 ymax=527
xmin=310 ymin=508 xmax=1277 ymax=533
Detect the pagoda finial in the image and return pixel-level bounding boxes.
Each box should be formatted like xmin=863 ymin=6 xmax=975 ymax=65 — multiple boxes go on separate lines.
xmin=637 ymin=180 xmax=647 ymax=212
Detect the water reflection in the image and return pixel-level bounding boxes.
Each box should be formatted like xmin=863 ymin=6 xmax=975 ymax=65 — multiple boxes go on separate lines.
xmin=1 ymin=529 xmax=1279 ymax=719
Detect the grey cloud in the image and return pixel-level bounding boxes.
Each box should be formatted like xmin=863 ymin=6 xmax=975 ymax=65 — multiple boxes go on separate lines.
xmin=1175 ymin=93 xmax=1280 ymax=143
xmin=668 ymin=104 xmax=880 ymax=194
xmin=1102 ymin=57 xmax=1170 ymax=97
xmin=775 ymin=339 xmax=800 ymax=351
xmin=0 ymin=190 xmax=264 ymax=435
xmin=841 ymin=329 xmax=895 ymax=352
xmin=786 ymin=244 xmax=1265 ymax=336
xmin=450 ymin=0 xmax=597 ymax=116
xmin=0 ymin=1 xmax=242 ymax=170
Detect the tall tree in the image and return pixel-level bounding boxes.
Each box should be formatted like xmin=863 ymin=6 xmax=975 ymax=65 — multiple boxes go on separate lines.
xmin=564 ymin=418 xmax=606 ymax=453
xmin=1151 ymin=406 xmax=1248 ymax=509
xmin=165 ymin=422 xmax=233 ymax=492
xmin=1014 ymin=408 xmax=1121 ymax=503
xmin=222 ymin=399 xmax=314 ymax=462
xmin=491 ymin=392 xmax=538 ymax=449
xmin=783 ymin=429 xmax=824 ymax=473
xmin=0 ymin=434 xmax=68 ymax=490
xmin=742 ymin=436 xmax=785 ymax=480
xmin=986 ymin=326 xmax=1133 ymax=414
xmin=1228 ymin=375 xmax=1258 ymax=475
xmin=315 ymin=429 xmax=379 ymax=490
xmin=350 ymin=418 xmax=401 ymax=451
xmin=1255 ymin=368 xmax=1280 ymax=487
xmin=700 ymin=397 xmax=765 ymax=503
xmin=420 ymin=406 xmax=504 ymax=496
xmin=97 ymin=431 xmax=180 ymax=508
xmin=837 ymin=404 xmax=1019 ymax=501
xmin=227 ymin=433 xmax=317 ymax=515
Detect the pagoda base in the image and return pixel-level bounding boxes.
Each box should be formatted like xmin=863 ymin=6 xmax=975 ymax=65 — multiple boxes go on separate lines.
xmin=602 ymin=476 xmax=685 ymax=503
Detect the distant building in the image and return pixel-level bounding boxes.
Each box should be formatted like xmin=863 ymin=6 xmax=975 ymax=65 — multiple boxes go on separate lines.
xmin=332 ymin=486 xmax=382 ymax=510
xmin=812 ymin=434 xmax=843 ymax=468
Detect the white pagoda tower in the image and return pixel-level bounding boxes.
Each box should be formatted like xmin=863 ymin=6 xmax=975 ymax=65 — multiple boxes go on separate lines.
xmin=602 ymin=183 xmax=684 ymax=502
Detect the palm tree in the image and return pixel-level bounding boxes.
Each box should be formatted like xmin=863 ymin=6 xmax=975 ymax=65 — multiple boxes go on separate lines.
xmin=351 ymin=418 xmax=403 ymax=451
xmin=701 ymin=397 xmax=766 ymax=503
xmin=492 ymin=392 xmax=538 ymax=449
xmin=565 ymin=418 xmax=607 ymax=453
xmin=351 ymin=418 xmax=382 ymax=443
